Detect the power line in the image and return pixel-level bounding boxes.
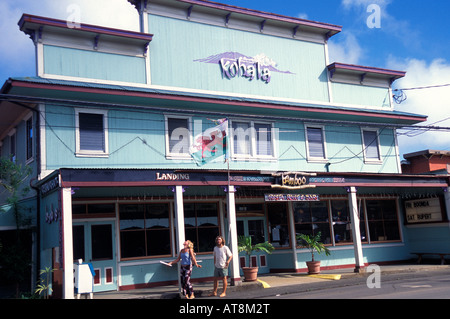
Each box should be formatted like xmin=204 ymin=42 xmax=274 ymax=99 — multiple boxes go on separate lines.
xmin=393 ymin=83 xmax=450 ymax=104
xmin=394 ymin=83 xmax=450 ymax=91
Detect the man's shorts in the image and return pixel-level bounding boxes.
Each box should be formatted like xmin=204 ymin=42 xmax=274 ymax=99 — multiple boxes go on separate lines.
xmin=214 ymin=267 xmax=228 ymax=278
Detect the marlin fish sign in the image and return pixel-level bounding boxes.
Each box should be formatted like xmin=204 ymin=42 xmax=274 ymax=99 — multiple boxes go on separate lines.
xmin=195 ymin=52 xmax=295 ymax=84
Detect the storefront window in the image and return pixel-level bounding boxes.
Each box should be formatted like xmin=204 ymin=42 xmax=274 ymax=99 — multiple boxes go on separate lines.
xmin=331 ymin=200 xmax=352 ymax=244
xmin=184 ymin=203 xmax=219 ymax=253
xmin=119 ymin=203 xmax=170 ymax=259
xmin=293 ymin=201 xmax=331 ymax=245
xmin=248 ymin=220 xmax=265 ymax=244
xmin=73 ymin=203 xmax=116 ymax=218
xmin=366 ymin=199 xmax=400 ymax=242
xmin=267 ymin=203 xmax=290 ymax=248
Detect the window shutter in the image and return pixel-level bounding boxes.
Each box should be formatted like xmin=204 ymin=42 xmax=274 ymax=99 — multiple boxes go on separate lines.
xmin=79 ymin=113 xmax=105 ymax=151
xmin=168 ymin=118 xmax=189 ymax=154
xmin=307 ymin=127 xmax=325 ymax=158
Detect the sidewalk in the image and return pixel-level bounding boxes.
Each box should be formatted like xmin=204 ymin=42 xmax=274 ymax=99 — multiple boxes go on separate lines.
xmin=93 ymin=263 xmax=450 ymax=299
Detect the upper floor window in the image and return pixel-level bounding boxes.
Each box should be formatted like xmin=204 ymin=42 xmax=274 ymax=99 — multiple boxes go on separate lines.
xmin=362 ymin=129 xmax=381 ymax=163
xmin=305 ymin=125 xmax=326 ymax=161
xmin=8 ymin=129 xmax=16 ymax=163
xmin=165 ymin=115 xmax=192 ymax=159
xmin=25 ymin=115 xmax=33 ymax=163
xmin=75 ymin=108 xmax=109 ymax=157
xmin=230 ymin=120 xmax=275 ymax=160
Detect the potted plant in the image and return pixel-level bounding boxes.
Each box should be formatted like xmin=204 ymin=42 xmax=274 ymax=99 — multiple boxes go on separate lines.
xmin=296 ymin=232 xmax=331 ymax=274
xmin=238 ymin=236 xmax=274 ymax=281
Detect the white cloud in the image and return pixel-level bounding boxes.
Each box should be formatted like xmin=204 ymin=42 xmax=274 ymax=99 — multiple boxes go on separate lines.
xmin=0 ymin=0 xmax=139 ymax=81
xmin=388 ymin=57 xmax=450 ymax=155
xmin=54 ymin=0 xmax=139 ymax=30
xmin=328 ymin=32 xmax=363 ymax=65
xmin=0 ymin=1 xmax=37 ymax=75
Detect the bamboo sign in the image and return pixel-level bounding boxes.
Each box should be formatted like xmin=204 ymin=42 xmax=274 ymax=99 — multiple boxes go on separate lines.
xmin=271 ymin=171 xmax=317 ymax=190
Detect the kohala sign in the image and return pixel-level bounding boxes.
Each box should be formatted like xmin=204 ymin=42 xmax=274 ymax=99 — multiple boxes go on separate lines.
xmin=195 ymin=52 xmax=295 ymax=84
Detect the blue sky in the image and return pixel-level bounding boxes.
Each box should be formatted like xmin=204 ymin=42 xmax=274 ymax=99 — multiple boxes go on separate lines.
xmin=0 ymin=0 xmax=449 ymax=157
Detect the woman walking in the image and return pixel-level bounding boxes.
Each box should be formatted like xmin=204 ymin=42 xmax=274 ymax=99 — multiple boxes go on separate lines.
xmin=169 ymin=240 xmax=202 ymax=299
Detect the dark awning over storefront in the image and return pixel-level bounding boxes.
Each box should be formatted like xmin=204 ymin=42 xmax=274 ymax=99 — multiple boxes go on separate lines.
xmin=48 ymin=168 xmax=449 ymax=190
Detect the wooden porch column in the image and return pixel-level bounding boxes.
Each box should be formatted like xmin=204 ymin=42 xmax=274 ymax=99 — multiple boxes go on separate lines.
xmin=61 ymin=187 xmax=74 ymax=299
xmin=227 ymin=185 xmax=241 ymax=286
xmin=173 ymin=185 xmax=186 ymax=294
xmin=348 ymin=187 xmax=365 ymax=273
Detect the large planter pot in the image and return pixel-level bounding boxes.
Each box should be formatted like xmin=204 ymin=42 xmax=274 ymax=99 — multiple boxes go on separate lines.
xmin=242 ymin=267 xmax=259 ymax=282
xmin=306 ymin=261 xmax=321 ymax=274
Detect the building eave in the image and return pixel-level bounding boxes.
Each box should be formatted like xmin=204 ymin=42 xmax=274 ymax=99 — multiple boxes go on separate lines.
xmin=3 ymin=77 xmax=428 ymax=127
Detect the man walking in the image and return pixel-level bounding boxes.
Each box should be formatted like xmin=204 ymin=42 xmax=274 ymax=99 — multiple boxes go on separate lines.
xmin=211 ymin=235 xmax=233 ymax=297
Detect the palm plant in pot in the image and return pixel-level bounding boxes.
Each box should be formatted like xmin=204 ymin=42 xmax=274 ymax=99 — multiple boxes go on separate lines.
xmin=296 ymin=232 xmax=331 ymax=274
xmin=238 ymin=235 xmax=274 ymax=281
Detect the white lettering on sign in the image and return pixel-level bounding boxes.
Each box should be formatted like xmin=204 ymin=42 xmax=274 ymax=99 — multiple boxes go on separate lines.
xmin=264 ymin=194 xmax=319 ymax=202
xmin=220 ymin=57 xmax=271 ymax=83
xmin=156 ymin=172 xmax=190 ymax=181
xmin=194 ymin=52 xmax=295 ymax=84
xmin=405 ymin=198 xmax=442 ymax=223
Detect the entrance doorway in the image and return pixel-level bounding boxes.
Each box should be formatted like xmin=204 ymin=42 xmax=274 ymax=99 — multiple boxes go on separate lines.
xmin=235 ymin=202 xmax=269 ymax=271
xmin=73 ymin=221 xmax=117 ymax=292
xmin=237 ymin=217 xmax=269 ymax=270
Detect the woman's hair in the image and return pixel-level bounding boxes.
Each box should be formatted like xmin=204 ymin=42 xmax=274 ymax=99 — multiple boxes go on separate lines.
xmin=186 ymin=240 xmax=194 ymax=249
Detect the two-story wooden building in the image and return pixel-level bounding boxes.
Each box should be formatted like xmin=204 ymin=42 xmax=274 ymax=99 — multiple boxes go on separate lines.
xmin=1 ymin=0 xmax=449 ymax=298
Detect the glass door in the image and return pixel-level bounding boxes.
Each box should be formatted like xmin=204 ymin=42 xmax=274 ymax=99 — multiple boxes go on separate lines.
xmin=236 ymin=217 xmax=268 ymax=270
xmin=73 ymin=221 xmax=117 ymax=292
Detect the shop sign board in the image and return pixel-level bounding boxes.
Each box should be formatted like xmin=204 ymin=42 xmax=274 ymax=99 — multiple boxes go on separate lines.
xmin=271 ymin=172 xmax=316 ymax=190
xmin=265 ymin=194 xmax=319 ymax=202
xmin=41 ymin=175 xmax=59 ymax=197
xmin=156 ymin=172 xmax=190 ymax=181
xmin=405 ymin=198 xmax=443 ymax=224
xmin=195 ymin=52 xmax=295 ymax=84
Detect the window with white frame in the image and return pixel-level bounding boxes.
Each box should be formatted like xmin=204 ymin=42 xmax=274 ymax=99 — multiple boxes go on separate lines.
xmin=231 ymin=120 xmax=275 ymax=160
xmin=305 ymin=125 xmax=326 ymax=161
xmin=165 ymin=115 xmax=192 ymax=159
xmin=362 ymin=129 xmax=381 ymax=162
xmin=75 ymin=108 xmax=109 ymax=157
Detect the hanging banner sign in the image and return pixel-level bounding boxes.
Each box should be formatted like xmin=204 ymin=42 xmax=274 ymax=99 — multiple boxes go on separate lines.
xmin=265 ymin=194 xmax=319 ymax=202
xmin=405 ymin=198 xmax=443 ymax=224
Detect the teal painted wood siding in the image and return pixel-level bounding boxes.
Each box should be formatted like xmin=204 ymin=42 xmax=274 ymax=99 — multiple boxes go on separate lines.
xmin=332 ymin=82 xmax=392 ymax=108
xmin=147 ymin=15 xmax=330 ymax=102
xmin=43 ymin=45 xmax=147 ymax=84
xmin=43 ymin=104 xmax=400 ymax=173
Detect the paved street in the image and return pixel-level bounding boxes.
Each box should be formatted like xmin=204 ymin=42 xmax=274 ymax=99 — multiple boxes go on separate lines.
xmin=265 ymin=271 xmax=450 ymax=299
xmin=220 ymin=268 xmax=450 ymax=300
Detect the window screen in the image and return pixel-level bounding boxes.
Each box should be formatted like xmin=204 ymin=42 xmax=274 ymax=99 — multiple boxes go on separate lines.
xmin=363 ymin=130 xmax=380 ymax=160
